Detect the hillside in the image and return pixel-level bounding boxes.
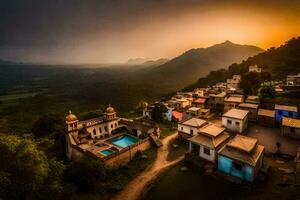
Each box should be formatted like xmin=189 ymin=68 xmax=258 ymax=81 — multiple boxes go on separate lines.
xmin=134 ymin=41 xmax=263 ymax=91
xmin=185 ymin=37 xmax=300 ymax=92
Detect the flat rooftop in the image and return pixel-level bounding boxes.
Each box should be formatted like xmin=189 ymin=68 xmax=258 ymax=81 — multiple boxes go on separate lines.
xmin=239 ymin=103 xmax=259 ymax=109
xmin=181 ymin=118 xmax=207 ymax=127
xmin=275 ymin=104 xmax=298 ymax=112
xmin=227 ymin=134 xmax=258 ymax=153
xmin=282 ymin=117 xmax=300 ymax=128
xmin=258 ymin=109 xmax=275 ymax=118
xmin=223 ymin=108 xmax=249 ymax=120
xmin=199 ymin=124 xmax=225 ymax=137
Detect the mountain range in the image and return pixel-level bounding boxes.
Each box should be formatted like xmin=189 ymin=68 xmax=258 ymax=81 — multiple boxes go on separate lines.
xmin=185 ymin=37 xmax=300 ymax=92
xmin=130 ymin=40 xmax=264 ymax=91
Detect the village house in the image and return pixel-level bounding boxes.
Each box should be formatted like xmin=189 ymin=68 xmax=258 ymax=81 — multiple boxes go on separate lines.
xmin=164 ymin=105 xmax=174 ymax=122
xmin=188 ymin=124 xmax=230 ymax=163
xmin=222 ymin=108 xmax=249 ymax=133
xmin=142 ymin=102 xmax=154 ymax=119
xmin=213 ymin=82 xmax=227 ymax=92
xmin=178 ymin=117 xmax=208 ymax=141
xmin=193 ymin=88 xmax=210 ymax=97
xmin=224 ymin=94 xmax=244 ymax=113
xmin=65 ymin=105 xmax=158 ymax=168
xmin=227 ymin=75 xmax=241 ymax=90
xmin=281 ymin=117 xmax=300 ymax=139
xmin=257 ymin=109 xmax=275 ymax=127
xmin=172 ymin=111 xmax=183 ymax=122
xmin=274 ymin=104 xmax=298 ymax=124
xmin=207 ymin=92 xmax=226 ymax=115
xmin=238 ymin=103 xmax=259 ymax=121
xmin=245 ymin=96 xmax=260 ymax=105
xmin=183 ymin=107 xmax=201 ymax=120
xmin=249 ymin=64 xmax=262 ymax=73
xmin=191 ymin=97 xmax=207 ymax=108
xmin=167 ymin=97 xmax=190 ymax=112
xmin=287 ymin=73 xmax=300 ymax=86
xmin=218 ymin=134 xmax=265 ymax=182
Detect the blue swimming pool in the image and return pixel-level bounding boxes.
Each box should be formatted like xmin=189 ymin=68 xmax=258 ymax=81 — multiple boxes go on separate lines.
xmin=100 ymin=149 xmax=114 ymax=156
xmin=109 ymin=135 xmax=139 ymax=148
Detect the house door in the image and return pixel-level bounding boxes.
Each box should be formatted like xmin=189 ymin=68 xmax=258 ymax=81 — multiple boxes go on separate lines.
xmin=231 ymin=162 xmax=243 ymax=179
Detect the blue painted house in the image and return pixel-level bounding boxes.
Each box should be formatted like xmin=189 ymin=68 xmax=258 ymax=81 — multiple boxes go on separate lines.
xmin=275 ymin=104 xmax=298 ymax=124
xmin=218 ymin=135 xmax=265 ymax=182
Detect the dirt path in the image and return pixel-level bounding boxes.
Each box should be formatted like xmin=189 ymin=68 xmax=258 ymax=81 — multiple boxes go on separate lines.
xmin=112 ymin=133 xmax=184 ymax=200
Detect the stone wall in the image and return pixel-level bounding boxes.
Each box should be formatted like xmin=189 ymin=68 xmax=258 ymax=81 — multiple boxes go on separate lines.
xmin=103 ymin=138 xmax=152 ymax=169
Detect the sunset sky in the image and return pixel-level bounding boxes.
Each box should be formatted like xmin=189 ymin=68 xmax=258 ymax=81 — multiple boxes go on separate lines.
xmin=0 ymin=0 xmax=300 ymax=64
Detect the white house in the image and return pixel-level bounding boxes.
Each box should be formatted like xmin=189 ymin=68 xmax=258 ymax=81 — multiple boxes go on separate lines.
xmin=222 ymin=108 xmax=249 ymax=133
xmin=227 ymin=75 xmax=241 ymax=89
xmin=178 ymin=117 xmax=208 ymax=141
xmin=188 ymin=124 xmax=230 ymax=163
xmin=249 ymin=64 xmax=262 ymax=73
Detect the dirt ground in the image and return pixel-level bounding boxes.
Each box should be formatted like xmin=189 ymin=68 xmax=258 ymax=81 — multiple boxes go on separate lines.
xmin=112 ymin=133 xmax=184 ymax=200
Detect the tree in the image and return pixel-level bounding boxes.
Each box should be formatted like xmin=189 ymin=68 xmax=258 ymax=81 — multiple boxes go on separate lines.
xmin=0 ymin=135 xmax=49 ymax=200
xmin=151 ymin=103 xmax=168 ymax=123
xmin=32 ymin=115 xmax=61 ymax=138
xmin=64 ymin=157 xmax=106 ymax=192
xmin=258 ymin=81 xmax=276 ymax=99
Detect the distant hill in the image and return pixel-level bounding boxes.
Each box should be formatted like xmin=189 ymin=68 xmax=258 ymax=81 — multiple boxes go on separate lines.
xmin=134 ymin=41 xmax=264 ymax=91
xmin=127 ymin=58 xmax=150 ymax=65
xmin=185 ymin=37 xmax=300 ymax=92
xmin=0 ymin=59 xmax=18 ymax=65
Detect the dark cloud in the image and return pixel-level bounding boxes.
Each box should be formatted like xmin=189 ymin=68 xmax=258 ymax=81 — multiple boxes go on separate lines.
xmin=0 ymin=0 xmax=299 ymax=63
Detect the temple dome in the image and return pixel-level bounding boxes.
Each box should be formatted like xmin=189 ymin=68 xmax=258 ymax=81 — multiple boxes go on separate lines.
xmin=106 ymin=104 xmax=115 ymax=113
xmin=66 ymin=110 xmax=78 ymax=122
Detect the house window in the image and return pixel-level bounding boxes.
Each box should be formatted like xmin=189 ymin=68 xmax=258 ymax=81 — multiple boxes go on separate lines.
xmin=203 ymin=147 xmax=210 ymax=155
xmin=290 ymin=127 xmax=295 ymax=132
xmin=99 ymin=128 xmax=102 ymax=133
xmin=235 ymin=121 xmax=240 ymax=126
xmin=115 ymin=123 xmax=117 ymax=128
xmin=227 ymin=120 xmax=232 ymax=124
xmin=105 ymin=126 xmax=107 ymax=131
xmin=111 ymin=124 xmax=113 ymax=128
xmin=190 ymin=129 xmax=194 ymax=135
xmin=288 ymin=111 xmax=293 ymax=117
xmin=233 ymin=162 xmax=243 ymax=170
xmin=93 ymin=129 xmax=96 ymax=135
xmin=181 ymin=127 xmax=183 ymax=131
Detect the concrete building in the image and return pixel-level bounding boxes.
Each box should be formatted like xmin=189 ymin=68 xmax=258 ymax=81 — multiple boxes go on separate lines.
xmin=287 ymin=73 xmax=300 ymax=86
xmin=172 ymin=111 xmax=183 ymax=122
xmin=191 ymin=97 xmax=207 ymax=108
xmin=281 ymin=117 xmax=300 ymax=139
xmin=207 ymin=92 xmax=226 ymax=115
xmin=65 ymin=105 xmax=157 ymax=168
xmin=224 ymin=94 xmax=244 ymax=113
xmin=188 ymin=124 xmax=230 ymax=163
xmin=222 ymin=108 xmax=249 ymax=133
xmin=238 ymin=103 xmax=259 ymax=121
xmin=183 ymin=107 xmax=201 ymax=120
xmin=245 ymin=96 xmax=260 ymax=105
xmin=257 ymin=109 xmax=275 ymax=127
xmin=218 ymin=135 xmax=265 ymax=182
xmin=227 ymin=75 xmax=241 ymax=89
xmin=249 ymin=64 xmax=262 ymax=73
xmin=178 ymin=118 xmax=208 ymax=141
xmin=274 ymin=104 xmax=298 ymax=124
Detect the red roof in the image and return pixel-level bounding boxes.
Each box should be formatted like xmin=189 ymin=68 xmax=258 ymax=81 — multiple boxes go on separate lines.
xmin=193 ymin=98 xmax=206 ymax=104
xmin=172 ymin=111 xmax=183 ymax=121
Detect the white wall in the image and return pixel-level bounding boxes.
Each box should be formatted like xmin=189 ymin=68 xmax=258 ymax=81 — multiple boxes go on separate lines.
xmin=222 ymin=116 xmax=247 ymax=133
xmin=199 ymin=145 xmax=215 ymax=162
xmin=178 ymin=124 xmax=198 ymax=136
xmin=87 ymin=119 xmax=120 ymax=139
